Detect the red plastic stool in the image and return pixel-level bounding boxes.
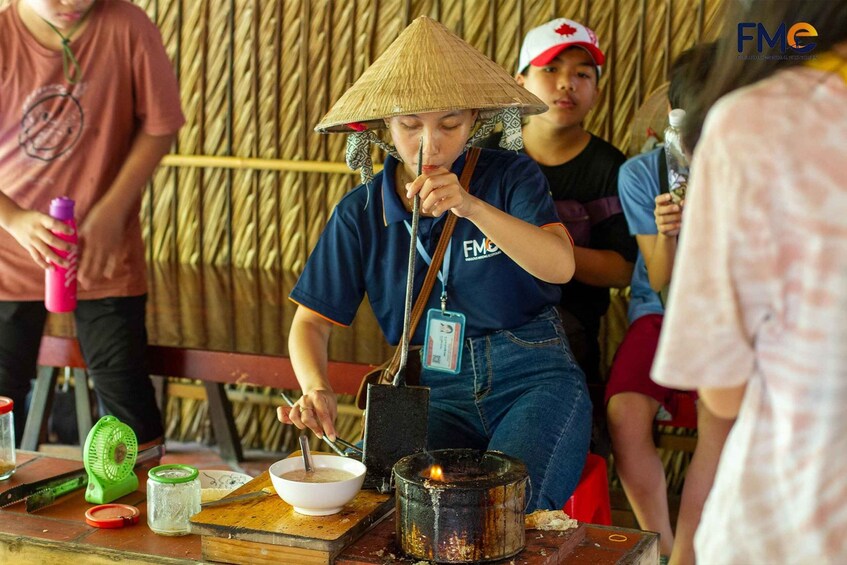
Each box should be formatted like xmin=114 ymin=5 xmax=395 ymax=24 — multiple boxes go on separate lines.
xmin=657 ymin=391 xmax=698 ymax=429
xmin=562 ymin=453 xmax=612 ymax=525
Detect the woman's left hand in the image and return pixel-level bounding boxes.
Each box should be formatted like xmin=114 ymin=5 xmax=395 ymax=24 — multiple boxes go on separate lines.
xmin=406 ymin=166 xmax=478 ymax=218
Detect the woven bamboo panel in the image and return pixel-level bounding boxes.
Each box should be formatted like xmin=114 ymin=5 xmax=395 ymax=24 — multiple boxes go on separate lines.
xmin=136 ymin=0 xmax=726 ymax=269
xmin=0 ymin=0 xmax=726 ymax=268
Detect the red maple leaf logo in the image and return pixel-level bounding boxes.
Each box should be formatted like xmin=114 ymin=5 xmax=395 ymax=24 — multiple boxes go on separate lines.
xmin=555 ymin=22 xmax=578 ymax=37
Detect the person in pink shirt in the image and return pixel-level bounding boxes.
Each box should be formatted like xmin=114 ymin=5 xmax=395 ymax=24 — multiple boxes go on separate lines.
xmin=653 ymin=1 xmax=847 ymax=562
xmin=0 ymin=0 xmax=184 ymax=446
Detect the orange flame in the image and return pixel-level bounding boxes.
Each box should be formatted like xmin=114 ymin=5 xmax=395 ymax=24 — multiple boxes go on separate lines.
xmin=428 ymin=464 xmax=444 ymax=481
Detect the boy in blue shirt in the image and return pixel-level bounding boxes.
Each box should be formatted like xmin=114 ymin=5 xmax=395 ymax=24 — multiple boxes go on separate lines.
xmin=606 ymin=44 xmax=732 ymax=564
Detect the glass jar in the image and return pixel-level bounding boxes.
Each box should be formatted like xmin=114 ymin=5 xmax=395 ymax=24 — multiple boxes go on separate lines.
xmin=0 ymin=397 xmax=14 ymax=481
xmin=147 ymin=464 xmax=200 ymax=536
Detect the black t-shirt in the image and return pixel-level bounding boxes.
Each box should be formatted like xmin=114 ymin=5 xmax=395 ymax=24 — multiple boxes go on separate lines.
xmin=478 ymin=133 xmax=637 ymax=343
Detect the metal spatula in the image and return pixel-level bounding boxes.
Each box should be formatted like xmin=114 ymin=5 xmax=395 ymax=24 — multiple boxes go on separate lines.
xmin=362 ymin=138 xmax=430 ymax=493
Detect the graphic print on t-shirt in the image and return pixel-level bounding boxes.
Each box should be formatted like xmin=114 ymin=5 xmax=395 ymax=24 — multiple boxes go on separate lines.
xmin=18 ymin=83 xmax=84 ymax=162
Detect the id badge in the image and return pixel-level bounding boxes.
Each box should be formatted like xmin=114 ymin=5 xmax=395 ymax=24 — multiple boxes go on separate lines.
xmin=423 ymin=309 xmax=465 ymax=374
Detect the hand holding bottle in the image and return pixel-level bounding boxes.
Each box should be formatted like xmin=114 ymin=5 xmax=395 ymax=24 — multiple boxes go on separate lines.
xmin=2 ymin=207 xmax=75 ymax=270
xmin=654 ymin=193 xmax=683 ymax=237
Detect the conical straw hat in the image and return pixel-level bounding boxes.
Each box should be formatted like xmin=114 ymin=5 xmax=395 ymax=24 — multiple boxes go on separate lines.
xmin=316 ymin=16 xmax=547 ymax=133
xmin=628 ymin=83 xmax=669 ymax=156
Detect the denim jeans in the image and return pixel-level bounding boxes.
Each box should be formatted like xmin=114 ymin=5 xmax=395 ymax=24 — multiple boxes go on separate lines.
xmin=420 ymin=307 xmax=592 ymax=512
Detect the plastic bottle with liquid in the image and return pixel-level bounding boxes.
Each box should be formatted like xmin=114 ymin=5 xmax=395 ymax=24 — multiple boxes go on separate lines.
xmin=663 ymin=108 xmax=689 ymax=204
xmin=44 ymin=197 xmax=78 ymax=313
xmin=0 ymin=397 xmax=15 ymax=481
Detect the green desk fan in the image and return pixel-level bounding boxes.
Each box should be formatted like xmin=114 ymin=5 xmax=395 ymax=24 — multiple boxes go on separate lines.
xmin=83 ymin=415 xmax=139 ymax=504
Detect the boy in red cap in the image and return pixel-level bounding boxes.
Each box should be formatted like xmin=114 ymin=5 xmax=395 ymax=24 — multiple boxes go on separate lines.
xmin=482 ymin=18 xmax=637 ymax=452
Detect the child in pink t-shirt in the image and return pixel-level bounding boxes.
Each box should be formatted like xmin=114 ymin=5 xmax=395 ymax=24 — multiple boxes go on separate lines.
xmin=653 ymin=1 xmax=847 ymax=562
xmin=0 ymin=0 xmax=184 ymax=445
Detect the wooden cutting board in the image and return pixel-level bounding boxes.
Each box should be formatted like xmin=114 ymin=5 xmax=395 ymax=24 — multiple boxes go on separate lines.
xmin=190 ymin=471 xmax=394 ymax=565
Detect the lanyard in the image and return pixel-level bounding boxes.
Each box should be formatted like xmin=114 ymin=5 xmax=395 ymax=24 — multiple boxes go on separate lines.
xmin=41 ymin=2 xmax=96 ymax=85
xmin=404 ymin=220 xmax=451 ymax=313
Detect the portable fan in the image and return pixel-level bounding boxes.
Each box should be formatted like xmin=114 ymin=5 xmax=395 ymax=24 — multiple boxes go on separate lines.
xmin=83 ymin=415 xmax=139 ymax=504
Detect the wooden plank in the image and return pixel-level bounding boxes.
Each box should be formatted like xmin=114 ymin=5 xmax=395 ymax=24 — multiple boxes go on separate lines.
xmin=204 ymin=381 xmax=244 ymax=462
xmin=0 ymin=452 xmax=205 ymax=564
xmin=20 ymin=366 xmax=58 ymax=451
xmin=336 ymin=518 xmax=659 ymax=564
xmin=0 ymin=532 xmax=199 ymax=565
xmin=191 ymin=471 xmax=394 ymax=554
xmin=657 ymin=434 xmax=697 ymax=453
xmin=555 ymin=524 xmax=660 ymax=564
xmin=202 ymin=536 xmax=331 ymax=565
xmin=37 ymin=335 xmax=371 ymax=395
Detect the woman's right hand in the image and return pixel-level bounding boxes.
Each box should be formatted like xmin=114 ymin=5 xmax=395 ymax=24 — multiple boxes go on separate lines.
xmin=277 ymin=388 xmax=339 ymax=441
xmin=4 ymin=208 xmax=75 ymax=269
xmin=654 ymin=193 xmax=683 ymax=237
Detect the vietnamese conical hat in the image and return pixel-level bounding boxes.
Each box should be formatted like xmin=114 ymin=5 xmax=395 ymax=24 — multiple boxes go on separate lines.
xmin=628 ymin=83 xmax=670 ymax=156
xmin=315 ymin=16 xmax=547 ymax=133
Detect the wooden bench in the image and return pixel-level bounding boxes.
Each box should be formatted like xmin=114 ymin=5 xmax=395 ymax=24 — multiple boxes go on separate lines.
xmin=31 ymin=336 xmax=373 ymax=462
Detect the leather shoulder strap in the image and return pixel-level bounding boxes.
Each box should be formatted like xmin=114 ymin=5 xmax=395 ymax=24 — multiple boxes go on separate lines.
xmin=386 ymin=147 xmax=481 ymax=374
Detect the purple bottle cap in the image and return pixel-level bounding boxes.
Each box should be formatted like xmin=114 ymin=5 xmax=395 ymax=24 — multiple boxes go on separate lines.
xmin=49 ymin=197 xmax=75 ymax=220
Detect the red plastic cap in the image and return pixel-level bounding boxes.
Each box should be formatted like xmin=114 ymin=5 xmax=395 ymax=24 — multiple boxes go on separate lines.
xmin=0 ymin=397 xmax=12 ymax=415
xmin=85 ymin=504 xmax=140 ymax=528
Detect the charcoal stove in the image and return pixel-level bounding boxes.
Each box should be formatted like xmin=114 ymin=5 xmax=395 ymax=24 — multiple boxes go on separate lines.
xmin=393 ymin=449 xmax=528 ymax=563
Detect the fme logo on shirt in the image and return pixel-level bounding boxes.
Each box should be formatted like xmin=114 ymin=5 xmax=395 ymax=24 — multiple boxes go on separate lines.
xmin=463 ymin=238 xmax=501 ymax=261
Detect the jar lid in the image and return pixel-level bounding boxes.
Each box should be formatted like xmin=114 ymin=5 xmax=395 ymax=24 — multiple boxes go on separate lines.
xmin=85 ymin=504 xmax=140 ymax=528
xmin=0 ymin=397 xmax=12 ymax=415
xmin=148 ymin=464 xmax=199 ymax=484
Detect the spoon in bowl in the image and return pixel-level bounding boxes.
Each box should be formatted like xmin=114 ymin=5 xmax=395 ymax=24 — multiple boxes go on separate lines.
xmin=298 ymin=434 xmax=314 ymax=474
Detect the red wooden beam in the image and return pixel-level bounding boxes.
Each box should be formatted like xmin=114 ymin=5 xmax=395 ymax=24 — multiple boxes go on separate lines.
xmin=38 ymin=336 xmax=372 ymax=396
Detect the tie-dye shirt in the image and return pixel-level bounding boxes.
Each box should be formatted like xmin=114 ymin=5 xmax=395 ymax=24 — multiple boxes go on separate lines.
xmin=653 ymin=64 xmax=847 ymax=563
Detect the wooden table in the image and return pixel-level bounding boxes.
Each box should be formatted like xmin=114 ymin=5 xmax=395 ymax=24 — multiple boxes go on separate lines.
xmin=336 ymin=516 xmax=659 ymax=565
xmin=0 ymin=451 xmax=202 ymax=565
xmin=32 ymin=263 xmax=391 ymax=461
xmin=1 ymin=452 xmax=657 ymax=565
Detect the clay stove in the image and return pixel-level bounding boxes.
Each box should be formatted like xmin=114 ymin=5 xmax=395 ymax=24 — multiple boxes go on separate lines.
xmin=393 ymin=449 xmax=528 ymax=563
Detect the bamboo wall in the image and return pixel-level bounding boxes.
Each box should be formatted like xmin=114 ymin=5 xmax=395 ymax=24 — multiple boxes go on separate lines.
xmin=1 ymin=0 xmax=726 ymax=268
xmin=15 ymin=0 xmax=719 ymax=270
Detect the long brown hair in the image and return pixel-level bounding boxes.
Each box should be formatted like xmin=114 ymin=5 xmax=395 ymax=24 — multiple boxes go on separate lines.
xmin=683 ymin=1 xmax=847 ymax=152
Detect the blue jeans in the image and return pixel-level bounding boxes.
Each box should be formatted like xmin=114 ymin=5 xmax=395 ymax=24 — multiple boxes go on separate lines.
xmin=420 ymin=307 xmax=591 ymax=512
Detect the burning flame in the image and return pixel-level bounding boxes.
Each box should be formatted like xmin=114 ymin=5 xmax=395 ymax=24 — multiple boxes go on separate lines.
xmin=427 ymin=464 xmax=444 ymax=481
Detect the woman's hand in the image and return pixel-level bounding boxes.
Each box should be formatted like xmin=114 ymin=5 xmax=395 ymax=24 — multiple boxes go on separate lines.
xmin=654 ymin=193 xmax=683 ymax=237
xmin=4 ymin=208 xmax=75 ymax=269
xmin=276 ymin=388 xmax=339 ymax=441
xmin=406 ymin=166 xmax=479 ymax=218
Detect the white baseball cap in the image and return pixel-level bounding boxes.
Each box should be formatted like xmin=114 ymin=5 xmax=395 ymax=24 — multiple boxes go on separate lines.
xmin=518 ymin=18 xmax=605 ymax=77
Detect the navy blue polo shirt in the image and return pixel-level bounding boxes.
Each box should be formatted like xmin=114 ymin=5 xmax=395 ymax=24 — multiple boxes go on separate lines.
xmin=289 ymin=148 xmax=564 ymax=345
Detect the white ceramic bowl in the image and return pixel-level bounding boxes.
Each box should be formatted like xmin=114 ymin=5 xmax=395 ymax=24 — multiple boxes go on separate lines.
xmin=269 ymin=455 xmax=366 ymax=516
xmin=198 ymin=470 xmax=253 ymax=503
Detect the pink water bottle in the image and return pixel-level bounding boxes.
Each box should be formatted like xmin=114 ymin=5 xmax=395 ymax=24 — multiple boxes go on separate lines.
xmin=45 ymin=197 xmax=78 ymax=313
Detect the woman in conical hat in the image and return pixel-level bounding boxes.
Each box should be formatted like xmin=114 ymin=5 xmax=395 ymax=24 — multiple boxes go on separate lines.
xmin=278 ymin=16 xmax=591 ymax=511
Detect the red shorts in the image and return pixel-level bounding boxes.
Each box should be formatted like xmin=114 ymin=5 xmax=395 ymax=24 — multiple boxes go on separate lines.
xmin=605 ymin=314 xmax=697 ymax=419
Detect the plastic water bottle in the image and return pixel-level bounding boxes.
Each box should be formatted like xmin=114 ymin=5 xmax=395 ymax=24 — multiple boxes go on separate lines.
xmin=663 ymin=109 xmax=689 ymax=204
xmin=45 ymin=197 xmax=78 ymax=313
